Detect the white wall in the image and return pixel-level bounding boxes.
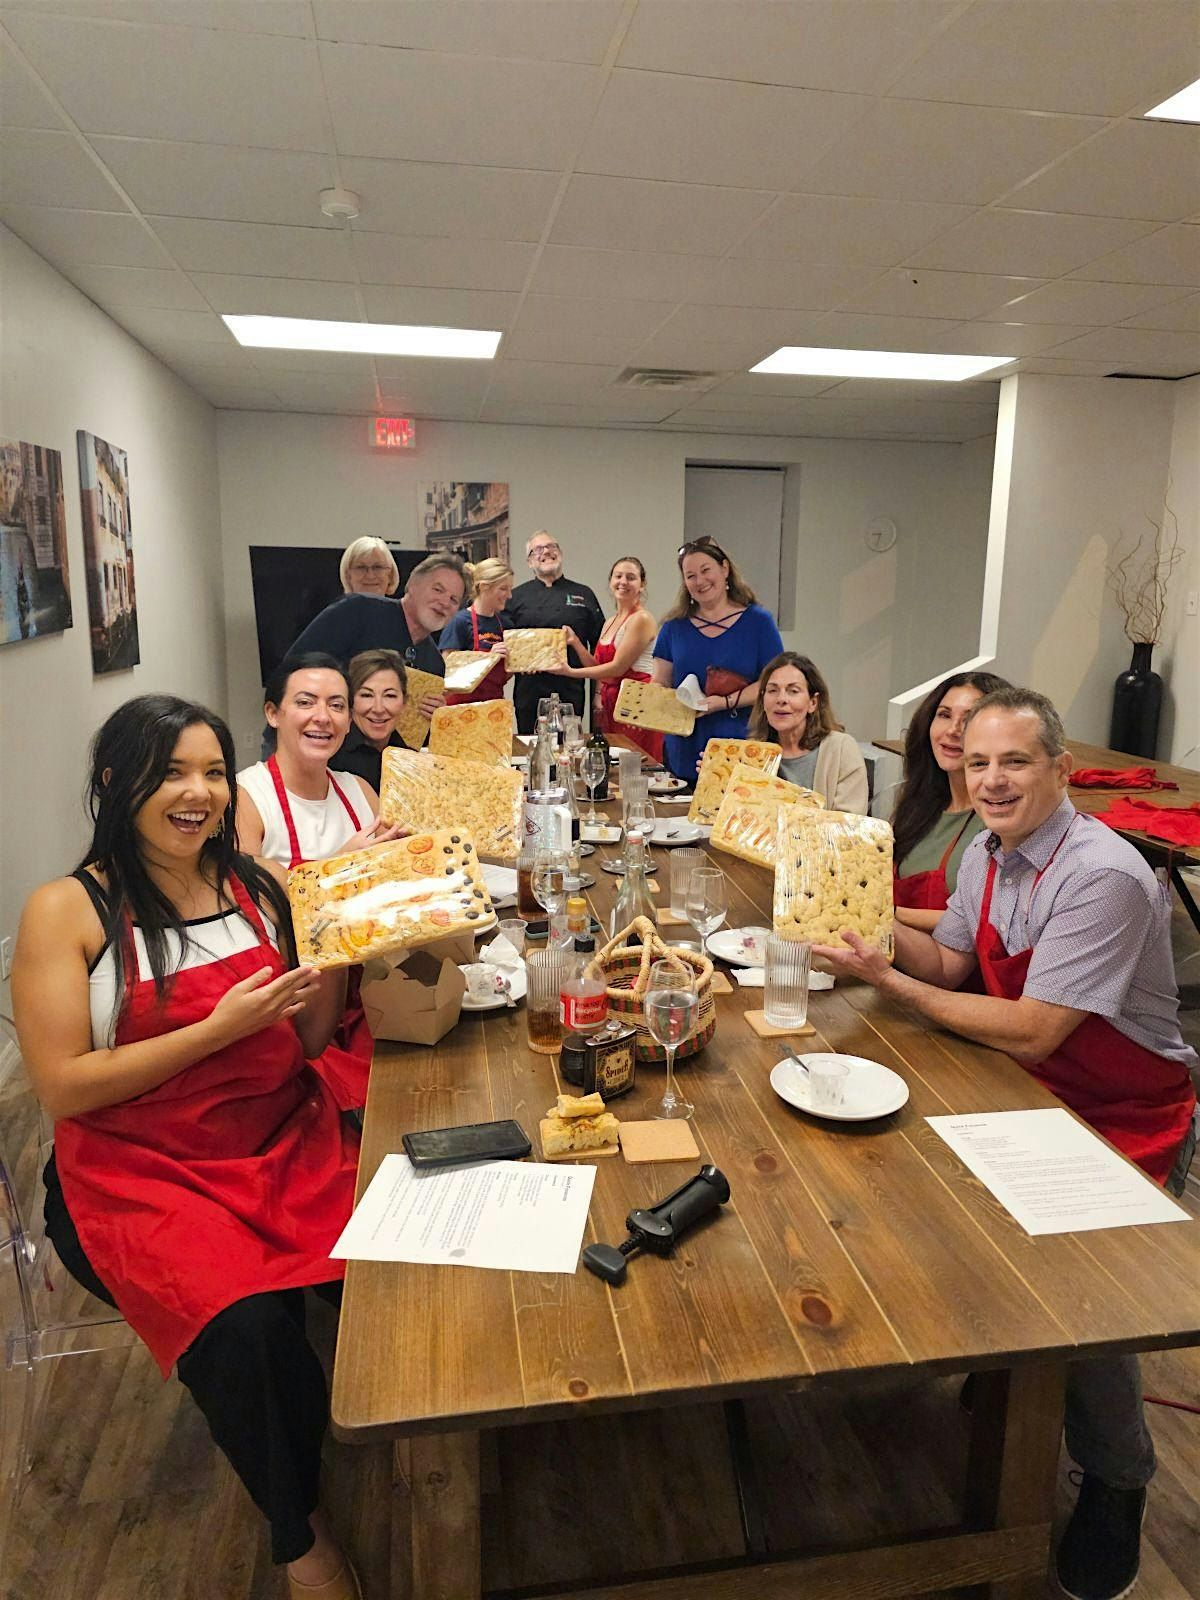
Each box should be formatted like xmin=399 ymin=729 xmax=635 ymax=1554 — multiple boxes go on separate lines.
xmin=1157 ymin=375 xmax=1200 ymax=767
xmin=216 ymin=411 xmax=993 ymax=753
xmin=0 ymin=224 xmax=225 ymax=1014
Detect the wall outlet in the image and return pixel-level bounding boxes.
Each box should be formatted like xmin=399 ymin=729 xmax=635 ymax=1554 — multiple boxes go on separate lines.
xmin=1186 ymin=590 xmax=1198 ymax=617
xmin=0 ymin=937 xmax=12 ymax=982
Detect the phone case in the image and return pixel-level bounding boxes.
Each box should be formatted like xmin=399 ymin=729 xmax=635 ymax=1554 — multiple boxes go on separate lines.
xmin=402 ymin=1120 xmax=532 ymax=1169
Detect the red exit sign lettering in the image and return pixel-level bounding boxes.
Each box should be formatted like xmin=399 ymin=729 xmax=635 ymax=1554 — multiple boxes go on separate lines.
xmin=370 ymin=416 xmax=416 ymax=449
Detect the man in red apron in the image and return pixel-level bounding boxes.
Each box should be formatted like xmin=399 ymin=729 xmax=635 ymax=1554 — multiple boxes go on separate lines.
xmin=817 ymin=687 xmax=1197 ymax=1600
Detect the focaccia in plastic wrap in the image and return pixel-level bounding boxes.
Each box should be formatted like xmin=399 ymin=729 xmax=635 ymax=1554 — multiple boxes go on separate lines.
xmin=773 ymin=809 xmax=894 ymax=956
xmin=380 ymin=747 xmax=524 ymax=861
xmin=289 ymin=831 xmax=493 ymax=970
xmin=429 ymin=700 xmax=515 ymax=767
xmin=504 ymin=628 xmax=567 ymax=673
xmin=613 ymin=678 xmax=696 ymax=738
xmin=393 ymin=667 xmax=444 ymax=749
xmin=710 ymin=763 xmax=824 ymax=869
xmin=687 ymin=738 xmax=781 ymax=825
xmin=442 ymin=650 xmax=499 ymax=694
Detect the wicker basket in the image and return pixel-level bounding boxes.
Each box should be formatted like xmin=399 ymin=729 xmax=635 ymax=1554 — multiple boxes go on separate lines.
xmin=590 ymin=917 xmax=716 ymax=1063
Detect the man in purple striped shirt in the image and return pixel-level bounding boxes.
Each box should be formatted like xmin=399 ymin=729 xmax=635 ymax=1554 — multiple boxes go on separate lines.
xmin=818 ymin=687 xmax=1196 ymax=1600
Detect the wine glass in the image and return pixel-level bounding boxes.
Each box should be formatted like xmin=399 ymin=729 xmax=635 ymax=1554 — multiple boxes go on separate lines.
xmin=531 ymin=851 xmax=568 ymax=921
xmin=685 ymin=867 xmax=727 ymax=954
xmin=644 ymin=959 xmax=698 ymax=1120
xmin=581 ymin=746 xmax=607 ymax=825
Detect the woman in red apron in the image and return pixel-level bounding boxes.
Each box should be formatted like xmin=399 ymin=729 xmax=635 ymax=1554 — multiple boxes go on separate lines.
xmin=12 ymin=695 xmax=365 ymax=1598
xmin=440 ymin=557 xmax=513 ymax=704
xmin=563 ymin=556 xmax=664 ymax=762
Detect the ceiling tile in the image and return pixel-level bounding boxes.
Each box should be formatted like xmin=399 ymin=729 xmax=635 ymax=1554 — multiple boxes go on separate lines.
xmin=67 ymin=263 xmax=211 ymax=310
xmin=732 ymin=193 xmax=973 ymax=265
xmin=111 ymin=304 xmax=241 ymax=346
xmin=198 ymin=385 xmax=285 ymax=409
xmin=352 ymin=233 xmax=536 ymax=290
xmin=341 ymin=157 xmax=559 ymax=242
xmin=485 ymin=360 xmax=623 ymax=401
xmin=798 ymin=100 xmax=1103 ymax=206
xmin=616 ymin=1 xmax=957 ymax=93
xmin=1008 ymin=120 xmax=1200 ymax=221
xmin=927 ymin=321 xmax=1093 ymax=356
xmin=980 ymin=278 xmax=1192 ymax=325
xmin=376 ymin=361 xmax=493 ymax=402
xmin=146 ymin=216 xmax=356 ymax=277
xmin=0 ymin=41 xmax=65 ymax=129
xmin=513 ymin=295 xmax=674 ymax=341
xmin=906 ymin=208 xmax=1158 ymax=277
xmin=190 ymin=274 xmax=363 ymax=318
xmin=267 ymin=374 xmax=382 ymax=408
xmin=806 ymin=309 xmax=977 ymax=351
xmin=627 ymin=332 xmax=781 ymax=371
xmin=688 ymin=378 xmax=845 ymax=408
xmin=529 ymin=245 xmax=716 ymax=302
xmin=839 ymin=267 xmax=1042 ymax=320
xmin=478 ymin=395 xmax=679 ymax=425
xmin=577 ymin=69 xmax=867 ymax=191
xmin=683 ymin=256 xmax=882 ymax=310
xmin=359 ymin=284 xmax=520 ymax=327
xmin=0 ymin=204 xmax=171 ymax=266
xmin=551 ymin=175 xmax=773 ymax=254
xmin=1119 ymin=293 xmax=1200 ymax=333
xmin=1 ymin=12 xmax=329 ymax=148
xmin=0 ymin=128 xmax=122 ymax=207
xmin=320 ymin=40 xmax=602 ymax=166
xmin=1047 ymin=327 xmax=1200 ymax=373
xmin=1007 ymin=355 xmax=1122 ymax=376
xmin=313 ymin=0 xmax=623 ymax=62
xmin=652 ymin=303 xmax=829 ymax=345
xmin=6 ymin=3 xmax=314 ymax=35
xmin=890 ymin=0 xmax=1200 ymax=116
xmin=1069 ymin=224 xmax=1200 ymax=287
xmin=91 ymin=137 xmax=337 ymax=226
xmin=825 ymin=377 xmax=1001 ymax=405
xmin=250 ymin=349 xmax=379 ymax=377
xmin=498 ymin=330 xmax=657 ymax=366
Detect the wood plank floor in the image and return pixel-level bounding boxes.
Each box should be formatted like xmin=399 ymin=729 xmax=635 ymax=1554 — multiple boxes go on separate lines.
xmin=3 ymin=900 xmax=1197 ymax=1600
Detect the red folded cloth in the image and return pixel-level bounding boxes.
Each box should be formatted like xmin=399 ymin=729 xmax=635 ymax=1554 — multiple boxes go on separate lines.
xmin=1071 ymin=766 xmax=1179 ymax=791
xmin=1096 ymin=798 xmax=1200 ymax=847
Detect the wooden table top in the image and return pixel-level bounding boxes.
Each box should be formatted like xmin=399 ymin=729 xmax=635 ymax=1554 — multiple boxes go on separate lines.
xmin=331 ymin=820 xmax=1200 ymax=1444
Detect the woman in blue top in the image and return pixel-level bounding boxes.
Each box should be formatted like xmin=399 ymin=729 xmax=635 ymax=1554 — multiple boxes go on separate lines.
xmin=652 ymin=536 xmax=784 ymax=780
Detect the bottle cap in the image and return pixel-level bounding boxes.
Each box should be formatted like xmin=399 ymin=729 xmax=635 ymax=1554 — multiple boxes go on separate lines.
xmin=566 ymin=895 xmax=587 ymax=915
xmin=626 ymin=829 xmax=644 ymax=844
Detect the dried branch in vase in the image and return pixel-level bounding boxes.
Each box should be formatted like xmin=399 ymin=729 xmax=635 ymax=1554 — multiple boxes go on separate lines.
xmin=1105 ymin=499 xmax=1185 ymax=645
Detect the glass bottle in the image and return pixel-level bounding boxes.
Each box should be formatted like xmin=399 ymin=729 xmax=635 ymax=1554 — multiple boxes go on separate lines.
xmin=559 ymin=936 xmax=608 ymax=1035
xmin=584 ymin=726 xmax=610 ymax=800
xmin=610 ymin=830 xmax=657 ymax=940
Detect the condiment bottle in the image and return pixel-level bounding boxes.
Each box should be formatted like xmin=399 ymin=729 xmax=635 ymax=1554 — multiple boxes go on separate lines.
xmin=610 ymin=830 xmax=657 ymax=940
xmin=559 ymin=936 xmax=608 ymax=1035
xmin=566 ymin=895 xmax=589 ymax=939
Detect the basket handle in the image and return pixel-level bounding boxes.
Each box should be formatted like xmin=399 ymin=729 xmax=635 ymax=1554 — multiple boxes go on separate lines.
xmin=595 ymin=914 xmax=658 ymax=964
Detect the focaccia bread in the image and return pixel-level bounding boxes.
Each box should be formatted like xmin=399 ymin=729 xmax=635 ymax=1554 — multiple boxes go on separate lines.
xmin=710 ymin=763 xmax=825 ymax=869
xmin=442 ymin=651 xmax=498 ymax=694
xmin=504 ymin=628 xmax=567 ymax=673
xmin=554 ymin=1091 xmax=605 ymax=1119
xmin=380 ymin=747 xmax=524 ymax=861
xmin=613 ymin=678 xmax=696 ymax=738
xmin=393 ymin=667 xmax=444 ymax=749
xmin=289 ymin=830 xmax=493 ymax=970
xmin=539 ymin=1111 xmax=620 ymax=1158
xmin=688 ymin=738 xmax=782 ymax=825
xmin=773 ymin=808 xmax=894 ymax=956
xmin=429 ymin=700 xmax=515 ymax=767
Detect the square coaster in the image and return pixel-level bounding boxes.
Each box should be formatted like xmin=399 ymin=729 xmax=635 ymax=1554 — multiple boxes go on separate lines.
xmin=708 ymin=970 xmax=734 ymax=995
xmin=657 ymin=908 xmax=690 ymax=926
xmin=619 ymin=1120 xmax=701 ymax=1163
xmin=745 ymin=1008 xmax=815 ymax=1039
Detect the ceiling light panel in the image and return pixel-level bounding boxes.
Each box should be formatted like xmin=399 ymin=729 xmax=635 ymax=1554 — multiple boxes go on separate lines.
xmin=223 ymin=315 xmax=501 ymax=358
xmin=1144 ymin=79 xmax=1200 ymax=123
xmin=750 ymin=347 xmax=1015 ymax=380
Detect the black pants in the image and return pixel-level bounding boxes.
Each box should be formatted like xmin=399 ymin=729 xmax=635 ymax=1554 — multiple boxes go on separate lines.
xmin=513 ymin=672 xmax=586 ymax=735
xmin=44 ymin=1158 xmax=340 ymax=1564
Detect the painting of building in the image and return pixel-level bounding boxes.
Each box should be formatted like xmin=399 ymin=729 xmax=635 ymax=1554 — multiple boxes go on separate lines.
xmin=0 ymin=437 xmax=72 ymax=647
xmin=77 ymin=430 xmax=139 ymax=674
xmin=422 ymin=481 xmax=509 ymax=564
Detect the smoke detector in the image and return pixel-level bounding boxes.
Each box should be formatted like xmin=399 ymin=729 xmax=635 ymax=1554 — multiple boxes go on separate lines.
xmin=319 ymin=186 xmax=361 ymax=221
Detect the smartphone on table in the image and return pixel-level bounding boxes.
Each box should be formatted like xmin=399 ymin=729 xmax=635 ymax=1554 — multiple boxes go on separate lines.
xmin=402 ymin=1120 xmax=532 ymax=1170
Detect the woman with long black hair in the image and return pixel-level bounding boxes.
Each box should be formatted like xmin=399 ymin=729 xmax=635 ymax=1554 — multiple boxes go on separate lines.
xmin=13 ymin=696 xmax=364 ymax=1599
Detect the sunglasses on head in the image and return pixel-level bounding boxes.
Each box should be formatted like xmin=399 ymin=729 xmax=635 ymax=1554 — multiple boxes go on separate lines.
xmin=403 ymin=645 xmax=419 ymax=665
xmin=677 ymin=537 xmax=727 ymax=563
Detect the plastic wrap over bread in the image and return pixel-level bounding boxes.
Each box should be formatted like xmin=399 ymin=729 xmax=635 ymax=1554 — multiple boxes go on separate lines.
xmin=441 ymin=651 xmax=498 ymax=694
xmin=289 ymin=831 xmax=494 ymax=970
xmin=393 ymin=667 xmax=444 ymax=749
xmin=613 ymin=678 xmax=696 ymax=738
xmin=380 ymin=747 xmax=524 ymax=861
xmin=429 ymin=699 xmax=515 ymax=767
xmin=709 ymin=763 xmax=824 ymax=868
xmin=773 ymin=809 xmax=894 ymax=956
xmin=504 ymin=628 xmax=567 ymax=673
xmin=687 ymin=737 xmax=782 ymax=825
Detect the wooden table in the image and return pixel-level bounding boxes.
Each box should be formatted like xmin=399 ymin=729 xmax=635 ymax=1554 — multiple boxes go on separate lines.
xmin=331 ymin=822 xmax=1200 ymax=1600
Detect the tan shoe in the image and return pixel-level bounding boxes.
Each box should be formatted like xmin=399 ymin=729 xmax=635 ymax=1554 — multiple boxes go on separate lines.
xmin=287 ymin=1555 xmax=363 ymax=1600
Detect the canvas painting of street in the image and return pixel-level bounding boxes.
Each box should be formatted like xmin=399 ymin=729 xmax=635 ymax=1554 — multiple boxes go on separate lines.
xmin=0 ymin=437 xmax=72 ymax=648
xmin=422 ymin=482 xmax=509 ymax=564
xmin=77 ymin=430 xmax=139 ymax=674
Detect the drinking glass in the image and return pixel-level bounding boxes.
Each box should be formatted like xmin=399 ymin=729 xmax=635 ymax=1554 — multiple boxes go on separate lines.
xmin=581 ymin=747 xmax=607 ymax=825
xmin=621 ymin=774 xmax=649 ymax=830
xmin=685 ymin=867 xmax=727 ymax=953
xmin=531 ymin=851 xmax=568 ymax=919
xmin=763 ymin=935 xmax=811 ymax=1030
xmin=644 ymin=959 xmax=699 ymax=1120
xmin=526 ymin=948 xmax=571 ymax=1054
xmin=617 ymin=748 xmax=641 ymax=794
xmin=497 ymin=918 xmax=527 ymax=958
xmin=669 ymin=848 xmax=704 ymax=919
xmin=562 ymin=713 xmax=583 ymax=756
xmin=626 ymin=794 xmax=656 ymax=865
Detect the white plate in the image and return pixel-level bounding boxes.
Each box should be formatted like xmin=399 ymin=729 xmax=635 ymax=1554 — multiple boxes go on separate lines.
xmin=649 ymin=820 xmax=704 ymax=846
xmin=458 ymin=962 xmax=527 ymax=1011
xmin=770 ymin=1054 xmax=909 ymax=1122
xmin=648 ymin=774 xmax=688 ymax=794
xmin=582 ymin=822 xmax=622 ymax=843
xmin=481 ymin=864 xmax=518 ymax=907
xmin=705 ymin=926 xmax=770 ymax=967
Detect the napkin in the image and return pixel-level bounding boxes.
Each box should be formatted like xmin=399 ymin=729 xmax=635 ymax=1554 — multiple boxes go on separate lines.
xmin=734 ymin=968 xmax=834 ymax=990
xmin=479 ymin=932 xmax=524 ymax=970
xmin=1096 ymin=798 xmax=1200 ymax=848
xmin=1071 ymin=766 xmax=1178 ymax=791
xmin=675 ymin=674 xmax=707 ymax=712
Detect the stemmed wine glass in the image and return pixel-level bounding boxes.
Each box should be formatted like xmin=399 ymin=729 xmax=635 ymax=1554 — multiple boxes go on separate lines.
xmin=685 ymin=866 xmax=727 ymax=954
xmin=531 ymin=850 xmax=568 ymax=921
xmin=581 ymin=746 xmax=607 ymax=825
xmin=644 ymin=959 xmax=698 ymax=1121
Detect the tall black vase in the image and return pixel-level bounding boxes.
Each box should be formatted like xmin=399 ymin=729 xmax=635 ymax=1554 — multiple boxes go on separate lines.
xmin=1109 ymin=642 xmax=1163 ymax=758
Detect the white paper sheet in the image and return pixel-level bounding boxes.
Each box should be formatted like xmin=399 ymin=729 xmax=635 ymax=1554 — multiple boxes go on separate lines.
xmin=330 ymin=1154 xmax=597 ymax=1272
xmin=927 ymin=1108 xmax=1192 ymax=1235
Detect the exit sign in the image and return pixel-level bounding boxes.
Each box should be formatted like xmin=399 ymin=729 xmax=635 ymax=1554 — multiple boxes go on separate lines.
xmin=370 ymin=416 xmax=416 ymax=449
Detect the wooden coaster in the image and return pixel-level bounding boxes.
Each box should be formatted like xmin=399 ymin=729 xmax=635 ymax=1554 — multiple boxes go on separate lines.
xmin=744 ymin=1008 xmax=815 ymax=1039
xmin=540 ymin=1141 xmax=621 ymax=1163
xmin=619 ymin=1120 xmax=700 ymax=1164
xmin=657 ymin=908 xmax=690 ymax=926
xmin=708 ymin=970 xmax=734 ymax=995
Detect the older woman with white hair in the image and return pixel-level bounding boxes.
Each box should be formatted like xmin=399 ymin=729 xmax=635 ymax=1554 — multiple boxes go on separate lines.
xmin=339 ymin=536 xmax=399 ymax=597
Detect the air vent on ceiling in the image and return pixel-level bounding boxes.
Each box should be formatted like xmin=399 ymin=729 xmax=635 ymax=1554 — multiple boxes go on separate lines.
xmin=616 ymin=366 xmax=722 ymax=390
xmin=1105 ymin=370 xmax=1199 ymax=382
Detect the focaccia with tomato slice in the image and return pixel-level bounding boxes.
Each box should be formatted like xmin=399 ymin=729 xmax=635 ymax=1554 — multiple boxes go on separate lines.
xmin=379 ymin=747 xmax=524 ymax=860
xmin=429 ymin=699 xmax=515 ymax=767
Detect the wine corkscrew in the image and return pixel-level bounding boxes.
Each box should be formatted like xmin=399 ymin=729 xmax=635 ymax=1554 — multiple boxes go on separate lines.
xmin=582 ymin=1164 xmax=731 ymax=1285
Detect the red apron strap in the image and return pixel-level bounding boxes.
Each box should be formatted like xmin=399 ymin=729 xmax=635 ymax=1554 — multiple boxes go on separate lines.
xmin=470 ymin=606 xmax=481 ymax=650
xmin=937 ymin=811 xmax=974 ymax=874
xmin=227 ymin=872 xmax=276 ymax=949
xmin=327 ymin=771 xmax=366 ymax=829
xmin=266 ymin=755 xmax=305 ymax=869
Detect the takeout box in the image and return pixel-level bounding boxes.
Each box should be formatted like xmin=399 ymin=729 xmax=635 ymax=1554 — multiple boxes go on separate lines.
xmin=360 ymin=949 xmax=467 ymax=1045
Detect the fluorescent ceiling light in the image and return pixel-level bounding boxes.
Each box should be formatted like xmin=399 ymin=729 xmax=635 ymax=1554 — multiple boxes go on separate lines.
xmin=223 ymin=314 xmax=501 ymax=359
xmin=1143 ymin=77 xmax=1200 ymax=122
xmin=750 ymin=347 xmax=1015 ymax=381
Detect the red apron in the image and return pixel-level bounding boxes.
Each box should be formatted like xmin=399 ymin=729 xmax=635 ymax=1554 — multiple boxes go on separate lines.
xmin=894 ymin=811 xmax=975 ymax=911
xmin=596 ymin=644 xmax=665 ymax=763
xmin=54 ymin=876 xmax=359 ymax=1376
xmin=973 ymin=832 xmax=1195 ymax=1185
xmin=267 ymin=755 xmax=372 ymax=1107
xmin=445 ymin=608 xmax=505 ymax=705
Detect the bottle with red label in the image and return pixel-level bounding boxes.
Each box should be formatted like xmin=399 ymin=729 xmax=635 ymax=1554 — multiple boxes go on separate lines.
xmin=559 ymin=935 xmax=608 ymax=1034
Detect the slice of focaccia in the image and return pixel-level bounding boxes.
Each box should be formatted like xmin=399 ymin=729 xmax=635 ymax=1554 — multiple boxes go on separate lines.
xmin=773 ymin=808 xmax=894 ymax=957
xmin=442 ymin=650 xmax=498 ymax=694
xmin=688 ymin=738 xmax=782 ymax=825
xmin=613 ymin=678 xmax=696 ymax=738
xmin=429 ymin=699 xmax=515 ymax=767
xmin=710 ymin=762 xmax=824 ymax=869
xmin=539 ymin=1112 xmax=620 ymax=1158
xmin=380 ymin=747 xmax=524 ymax=860
xmin=288 ymin=830 xmax=493 ymax=970
xmin=551 ymin=1092 xmax=606 ymax=1120
xmin=504 ymin=628 xmax=568 ymax=673
xmin=393 ymin=667 xmax=444 ymax=749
